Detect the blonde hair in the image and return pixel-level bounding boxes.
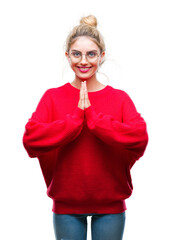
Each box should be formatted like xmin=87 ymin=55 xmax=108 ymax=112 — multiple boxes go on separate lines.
xmin=65 ymin=15 xmax=106 ymax=56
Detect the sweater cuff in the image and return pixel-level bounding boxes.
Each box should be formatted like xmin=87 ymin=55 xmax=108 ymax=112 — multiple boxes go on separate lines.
xmin=73 ymin=106 xmax=85 ymax=121
xmin=84 ymin=105 xmax=97 ymax=122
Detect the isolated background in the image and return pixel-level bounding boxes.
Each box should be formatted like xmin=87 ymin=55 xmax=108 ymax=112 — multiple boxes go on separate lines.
xmin=0 ymin=0 xmax=171 ymax=239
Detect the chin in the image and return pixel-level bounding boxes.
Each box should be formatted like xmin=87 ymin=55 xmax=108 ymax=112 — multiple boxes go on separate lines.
xmin=78 ymin=76 xmax=92 ymax=81
xmin=76 ymin=72 xmax=97 ymax=81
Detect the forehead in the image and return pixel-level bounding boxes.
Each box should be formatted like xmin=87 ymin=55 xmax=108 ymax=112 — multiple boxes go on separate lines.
xmin=70 ymin=36 xmax=99 ymax=52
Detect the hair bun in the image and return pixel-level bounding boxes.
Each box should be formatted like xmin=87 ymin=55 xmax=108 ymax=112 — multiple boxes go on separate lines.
xmin=80 ymin=15 xmax=97 ymax=28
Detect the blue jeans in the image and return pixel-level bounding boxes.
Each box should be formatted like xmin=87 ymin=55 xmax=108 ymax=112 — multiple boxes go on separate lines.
xmin=53 ymin=212 xmax=126 ymax=240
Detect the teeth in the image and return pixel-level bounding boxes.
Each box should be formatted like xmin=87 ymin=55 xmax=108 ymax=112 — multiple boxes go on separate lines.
xmin=79 ymin=67 xmax=90 ymax=69
xmin=77 ymin=67 xmax=91 ymax=72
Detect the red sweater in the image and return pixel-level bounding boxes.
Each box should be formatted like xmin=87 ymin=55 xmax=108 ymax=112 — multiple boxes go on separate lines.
xmin=23 ymin=82 xmax=148 ymax=214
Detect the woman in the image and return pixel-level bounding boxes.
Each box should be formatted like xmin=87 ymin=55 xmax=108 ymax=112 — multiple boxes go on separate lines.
xmin=23 ymin=15 xmax=148 ymax=240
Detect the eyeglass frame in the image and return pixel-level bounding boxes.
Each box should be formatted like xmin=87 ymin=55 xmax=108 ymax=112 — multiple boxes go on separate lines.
xmin=68 ymin=49 xmax=102 ymax=63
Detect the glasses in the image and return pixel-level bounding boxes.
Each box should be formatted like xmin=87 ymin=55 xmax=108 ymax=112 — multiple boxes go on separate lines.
xmin=69 ymin=50 xmax=101 ymax=63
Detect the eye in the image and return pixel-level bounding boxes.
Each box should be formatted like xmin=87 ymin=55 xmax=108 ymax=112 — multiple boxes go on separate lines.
xmin=87 ymin=51 xmax=97 ymax=58
xmin=72 ymin=51 xmax=81 ymax=58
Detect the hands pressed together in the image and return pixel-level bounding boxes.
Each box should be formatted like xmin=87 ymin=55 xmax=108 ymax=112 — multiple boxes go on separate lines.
xmin=78 ymin=81 xmax=91 ymax=110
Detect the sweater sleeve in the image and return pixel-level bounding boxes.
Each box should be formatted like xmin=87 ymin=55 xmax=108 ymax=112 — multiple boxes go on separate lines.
xmin=23 ymin=90 xmax=84 ymax=158
xmin=85 ymin=92 xmax=148 ymax=160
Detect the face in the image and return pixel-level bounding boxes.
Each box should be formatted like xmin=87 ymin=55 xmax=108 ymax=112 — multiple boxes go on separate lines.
xmin=65 ymin=36 xmax=105 ymax=81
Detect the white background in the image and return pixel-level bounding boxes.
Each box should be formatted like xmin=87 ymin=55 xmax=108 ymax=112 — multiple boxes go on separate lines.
xmin=0 ymin=0 xmax=171 ymax=239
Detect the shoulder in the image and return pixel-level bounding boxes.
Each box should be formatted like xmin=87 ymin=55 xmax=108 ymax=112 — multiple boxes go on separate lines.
xmin=108 ymin=85 xmax=132 ymax=101
xmin=42 ymin=83 xmax=68 ymax=98
xmin=36 ymin=83 xmax=68 ymax=108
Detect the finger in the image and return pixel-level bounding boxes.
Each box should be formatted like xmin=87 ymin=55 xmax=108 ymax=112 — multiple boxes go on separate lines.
xmin=78 ymin=82 xmax=83 ymax=109
xmin=83 ymin=81 xmax=86 ymax=93
xmin=83 ymin=81 xmax=87 ymax=109
xmin=84 ymin=82 xmax=88 ymax=99
xmin=83 ymin=81 xmax=86 ymax=99
xmin=81 ymin=81 xmax=85 ymax=91
xmin=83 ymin=81 xmax=88 ymax=96
xmin=80 ymin=81 xmax=85 ymax=109
xmin=80 ymin=81 xmax=84 ymax=96
xmin=84 ymin=82 xmax=91 ymax=108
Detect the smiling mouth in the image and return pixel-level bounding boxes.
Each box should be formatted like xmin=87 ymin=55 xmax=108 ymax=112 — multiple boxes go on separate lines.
xmin=77 ymin=66 xmax=92 ymax=73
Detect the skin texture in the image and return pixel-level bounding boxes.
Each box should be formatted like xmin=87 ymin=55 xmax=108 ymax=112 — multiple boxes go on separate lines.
xmin=65 ymin=36 xmax=105 ymax=110
xmin=78 ymin=81 xmax=91 ymax=110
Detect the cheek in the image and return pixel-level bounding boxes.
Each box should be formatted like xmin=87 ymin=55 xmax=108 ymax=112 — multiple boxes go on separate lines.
xmin=92 ymin=63 xmax=99 ymax=71
xmin=69 ymin=62 xmax=76 ymax=71
xmin=71 ymin=65 xmax=77 ymax=72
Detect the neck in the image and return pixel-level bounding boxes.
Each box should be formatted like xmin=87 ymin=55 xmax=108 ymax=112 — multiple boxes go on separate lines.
xmin=72 ymin=74 xmax=102 ymax=91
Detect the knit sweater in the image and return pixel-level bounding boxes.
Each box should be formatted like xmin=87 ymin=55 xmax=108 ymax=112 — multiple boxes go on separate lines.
xmin=23 ymin=82 xmax=148 ymax=214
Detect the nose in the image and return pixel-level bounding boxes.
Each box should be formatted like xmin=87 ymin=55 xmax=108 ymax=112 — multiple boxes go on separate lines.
xmin=80 ymin=54 xmax=88 ymax=65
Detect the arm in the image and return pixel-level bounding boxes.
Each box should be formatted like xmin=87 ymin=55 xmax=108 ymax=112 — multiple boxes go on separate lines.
xmin=85 ymin=93 xmax=148 ymax=160
xmin=23 ymin=90 xmax=84 ymax=158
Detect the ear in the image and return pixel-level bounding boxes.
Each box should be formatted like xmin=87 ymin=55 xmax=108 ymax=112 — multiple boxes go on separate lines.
xmin=65 ymin=51 xmax=71 ymax=64
xmin=99 ymin=51 xmax=105 ymax=65
xmin=65 ymin=51 xmax=68 ymax=56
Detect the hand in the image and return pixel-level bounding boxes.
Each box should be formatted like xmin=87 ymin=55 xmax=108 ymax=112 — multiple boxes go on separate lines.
xmin=78 ymin=81 xmax=91 ymax=110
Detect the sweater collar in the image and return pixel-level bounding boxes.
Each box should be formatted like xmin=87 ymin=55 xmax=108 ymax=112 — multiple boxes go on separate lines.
xmin=66 ymin=82 xmax=110 ymax=95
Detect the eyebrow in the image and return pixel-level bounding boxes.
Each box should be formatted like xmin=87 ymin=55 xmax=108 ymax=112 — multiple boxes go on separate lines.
xmin=71 ymin=49 xmax=98 ymax=53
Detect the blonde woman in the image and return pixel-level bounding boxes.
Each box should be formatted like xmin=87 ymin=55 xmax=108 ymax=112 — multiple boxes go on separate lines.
xmin=23 ymin=15 xmax=148 ymax=240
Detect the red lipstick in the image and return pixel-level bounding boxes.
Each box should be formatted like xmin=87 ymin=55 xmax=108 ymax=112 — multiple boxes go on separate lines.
xmin=77 ymin=67 xmax=92 ymax=73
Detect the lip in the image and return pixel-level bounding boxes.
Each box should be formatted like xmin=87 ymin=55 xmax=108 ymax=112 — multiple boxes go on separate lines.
xmin=77 ymin=66 xmax=92 ymax=73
